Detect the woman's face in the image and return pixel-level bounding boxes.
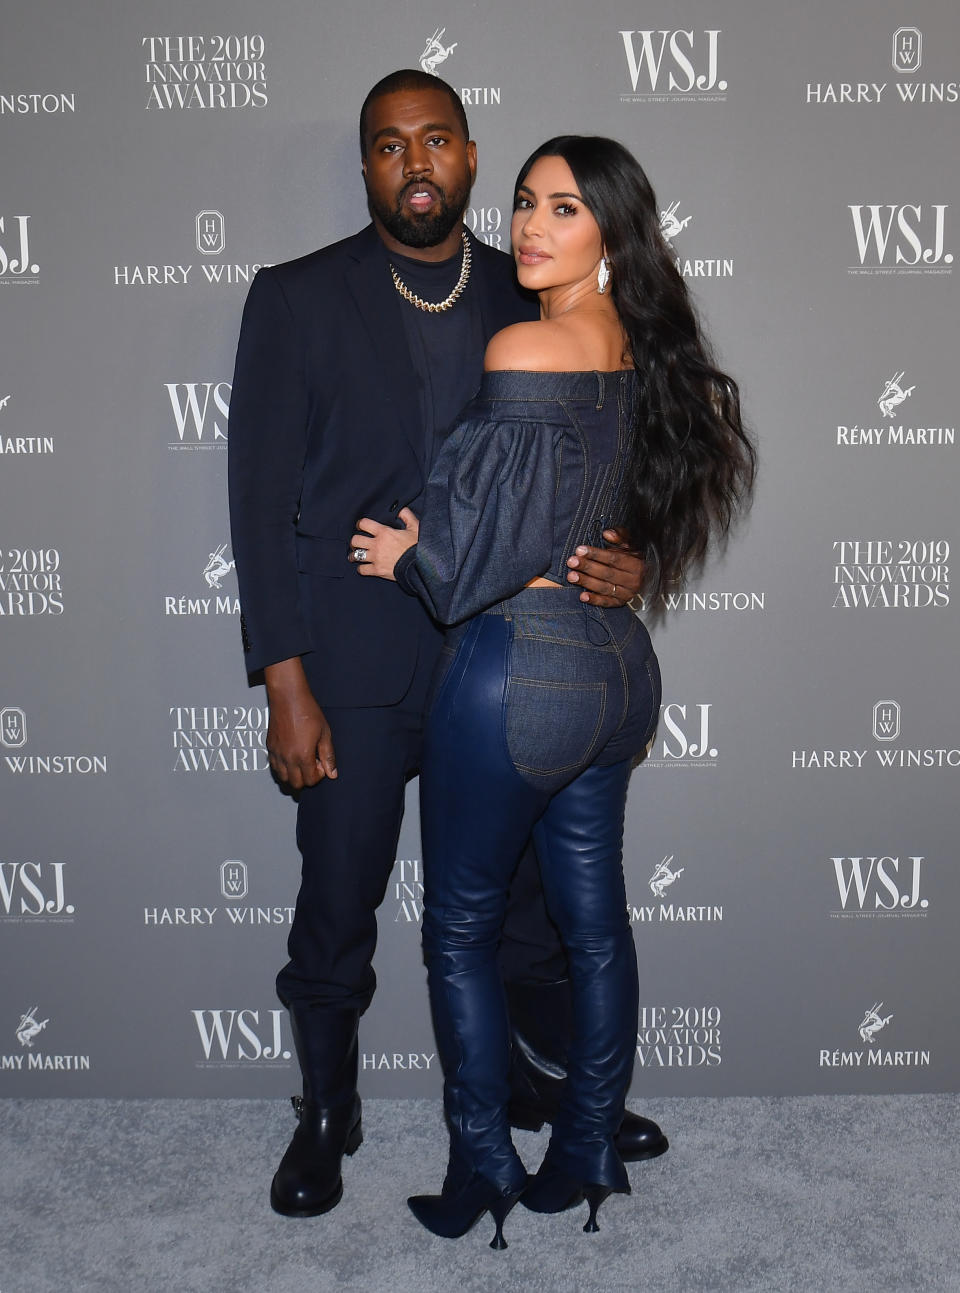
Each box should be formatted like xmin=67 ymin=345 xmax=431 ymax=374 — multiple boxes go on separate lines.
xmin=511 ymin=155 xmax=605 ymax=293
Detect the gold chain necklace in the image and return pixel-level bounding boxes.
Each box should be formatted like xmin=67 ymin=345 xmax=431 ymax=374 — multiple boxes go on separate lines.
xmin=389 ymin=231 xmax=472 ymax=313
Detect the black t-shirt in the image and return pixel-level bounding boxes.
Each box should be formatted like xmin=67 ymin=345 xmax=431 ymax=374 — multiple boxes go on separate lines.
xmin=389 ymin=243 xmax=486 ymax=472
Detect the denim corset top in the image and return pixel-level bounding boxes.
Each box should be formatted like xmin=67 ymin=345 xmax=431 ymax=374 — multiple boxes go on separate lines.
xmin=395 ymin=369 xmax=637 ymax=626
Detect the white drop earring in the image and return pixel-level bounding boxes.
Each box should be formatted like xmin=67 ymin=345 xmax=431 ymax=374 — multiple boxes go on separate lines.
xmin=597 ymin=257 xmax=611 ymax=295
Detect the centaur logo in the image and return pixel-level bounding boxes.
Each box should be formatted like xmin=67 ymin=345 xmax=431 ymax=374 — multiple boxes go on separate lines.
xmin=419 ymin=28 xmax=456 ymax=75
xmin=877 ymin=372 xmax=915 ymax=419
xmin=16 ymin=1006 xmax=48 ymax=1047
xmin=830 ymin=855 xmax=928 ymax=916
xmin=659 ymin=201 xmax=692 ymax=246
xmin=192 ymin=1009 xmax=291 ymax=1064
xmin=848 ymin=205 xmax=953 ymax=273
xmin=620 ymin=30 xmax=726 ymax=100
xmin=203 ymin=544 xmax=235 ymax=589
xmin=165 ymin=382 xmax=231 ymax=449
xmin=859 ymin=1002 xmax=892 ymax=1044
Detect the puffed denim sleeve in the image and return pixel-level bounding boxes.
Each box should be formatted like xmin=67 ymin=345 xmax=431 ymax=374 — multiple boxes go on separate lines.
xmin=394 ymin=414 xmax=558 ymax=625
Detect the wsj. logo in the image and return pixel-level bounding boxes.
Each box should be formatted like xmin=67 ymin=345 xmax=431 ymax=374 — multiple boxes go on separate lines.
xmin=831 ymin=855 xmax=927 ymax=914
xmin=203 ymin=544 xmax=235 ymax=589
xmin=877 ymin=373 xmax=914 ymax=419
xmin=848 ymin=205 xmax=952 ymax=269
xmin=192 ymin=1009 xmax=291 ymax=1063
xmin=859 ymin=1003 xmax=892 ymax=1044
xmin=620 ymin=30 xmax=726 ymax=98
xmin=220 ymin=859 xmax=248 ymax=900
xmin=16 ymin=1006 xmax=48 ymax=1048
xmin=0 ymin=215 xmax=38 ymax=282
xmin=0 ymin=862 xmax=73 ymax=918
xmin=659 ymin=201 xmax=692 ymax=245
xmin=1 ymin=707 xmax=27 ymax=747
xmin=419 ymin=27 xmax=457 ymax=75
xmin=196 ymin=210 xmax=225 ymax=256
xmin=165 ymin=382 xmax=231 ymax=447
xmin=657 ymin=703 xmax=717 ymax=763
xmin=893 ymin=28 xmax=921 ymax=74
xmin=873 ymin=701 xmax=900 ymax=742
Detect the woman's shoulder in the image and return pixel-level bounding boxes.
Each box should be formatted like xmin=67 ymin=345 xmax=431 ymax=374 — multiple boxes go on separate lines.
xmin=483 ymin=320 xmax=583 ymax=373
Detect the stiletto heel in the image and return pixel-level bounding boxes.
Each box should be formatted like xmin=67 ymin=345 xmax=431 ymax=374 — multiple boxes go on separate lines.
xmin=582 ymin=1184 xmax=612 ymax=1233
xmin=488 ymin=1190 xmax=520 ymax=1249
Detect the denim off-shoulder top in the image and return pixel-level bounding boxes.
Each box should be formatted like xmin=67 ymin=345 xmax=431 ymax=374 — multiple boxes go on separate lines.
xmin=394 ymin=368 xmax=636 ymax=625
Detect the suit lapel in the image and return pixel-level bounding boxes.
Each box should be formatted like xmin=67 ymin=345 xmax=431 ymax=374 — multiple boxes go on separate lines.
xmin=345 ymin=225 xmax=424 ymax=468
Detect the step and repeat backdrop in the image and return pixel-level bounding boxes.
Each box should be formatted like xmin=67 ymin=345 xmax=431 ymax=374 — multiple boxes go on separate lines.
xmin=2 ymin=0 xmax=958 ymax=1099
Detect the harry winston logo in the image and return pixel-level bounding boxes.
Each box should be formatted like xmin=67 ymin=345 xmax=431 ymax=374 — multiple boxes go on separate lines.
xmin=892 ymin=28 xmax=921 ymax=74
xmin=419 ymin=28 xmax=457 ymax=75
xmin=1 ymin=707 xmax=27 ymax=747
xmin=220 ymin=859 xmax=248 ymax=900
xmin=196 ymin=211 xmax=225 ymax=256
xmin=873 ymin=701 xmax=900 ymax=742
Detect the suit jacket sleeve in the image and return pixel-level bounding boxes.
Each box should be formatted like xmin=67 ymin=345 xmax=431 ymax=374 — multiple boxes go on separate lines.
xmin=394 ymin=413 xmax=557 ymax=625
xmin=228 ymin=267 xmax=312 ymax=673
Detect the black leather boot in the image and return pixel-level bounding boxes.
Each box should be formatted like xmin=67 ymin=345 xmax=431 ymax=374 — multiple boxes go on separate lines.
xmin=270 ymin=1005 xmax=363 ymax=1217
xmin=506 ymin=978 xmax=669 ymax=1163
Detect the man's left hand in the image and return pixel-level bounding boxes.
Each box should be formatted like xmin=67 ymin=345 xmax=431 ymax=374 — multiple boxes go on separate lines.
xmin=567 ymin=528 xmax=645 ymax=607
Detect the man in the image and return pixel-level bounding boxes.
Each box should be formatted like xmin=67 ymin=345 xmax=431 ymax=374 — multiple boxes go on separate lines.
xmin=228 ymin=69 xmax=667 ymax=1219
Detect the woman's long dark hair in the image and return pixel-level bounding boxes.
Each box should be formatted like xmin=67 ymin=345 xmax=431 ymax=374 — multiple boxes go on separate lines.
xmin=515 ymin=137 xmax=756 ymax=598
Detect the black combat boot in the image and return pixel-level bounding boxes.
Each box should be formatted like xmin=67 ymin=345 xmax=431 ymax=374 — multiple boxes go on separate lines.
xmin=270 ymin=1005 xmax=363 ymax=1217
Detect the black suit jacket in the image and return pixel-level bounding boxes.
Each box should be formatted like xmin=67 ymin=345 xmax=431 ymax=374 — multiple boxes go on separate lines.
xmin=228 ymin=223 xmax=537 ymax=707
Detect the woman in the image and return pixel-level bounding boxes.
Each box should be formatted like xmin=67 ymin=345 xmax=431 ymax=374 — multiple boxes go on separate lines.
xmin=352 ymin=136 xmax=755 ymax=1245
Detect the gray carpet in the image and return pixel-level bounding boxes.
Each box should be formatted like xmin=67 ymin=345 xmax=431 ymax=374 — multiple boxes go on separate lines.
xmin=2 ymin=1096 xmax=958 ymax=1292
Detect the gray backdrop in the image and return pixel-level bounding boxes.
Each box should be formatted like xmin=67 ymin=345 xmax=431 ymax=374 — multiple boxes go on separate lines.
xmin=2 ymin=0 xmax=957 ymax=1099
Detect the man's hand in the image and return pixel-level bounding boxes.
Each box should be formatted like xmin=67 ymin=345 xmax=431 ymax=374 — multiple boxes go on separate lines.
xmin=567 ymin=528 xmax=646 ymax=607
xmin=263 ymin=657 xmax=337 ymax=789
xmin=349 ymin=508 xmax=419 ymax=580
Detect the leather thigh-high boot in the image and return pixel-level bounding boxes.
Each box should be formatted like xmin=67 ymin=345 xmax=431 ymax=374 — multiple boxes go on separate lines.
xmin=409 ymin=616 xmax=541 ymax=1245
xmin=270 ymin=1005 xmax=362 ymax=1217
xmin=521 ymin=760 xmax=639 ymax=1231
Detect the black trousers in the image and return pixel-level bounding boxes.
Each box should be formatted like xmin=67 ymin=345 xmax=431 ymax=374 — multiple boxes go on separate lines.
xmin=276 ymin=643 xmax=566 ymax=1013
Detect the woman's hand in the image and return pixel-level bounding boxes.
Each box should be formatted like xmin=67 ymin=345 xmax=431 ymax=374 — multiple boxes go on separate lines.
xmin=349 ymin=508 xmax=419 ymax=580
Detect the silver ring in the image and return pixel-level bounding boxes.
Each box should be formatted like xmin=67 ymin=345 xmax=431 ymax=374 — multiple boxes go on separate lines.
xmin=353 ymin=547 xmax=368 ymax=563
xmin=611 ymin=583 xmax=617 ymax=596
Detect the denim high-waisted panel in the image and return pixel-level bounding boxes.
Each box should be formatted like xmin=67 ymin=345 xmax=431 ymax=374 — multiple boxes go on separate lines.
xmin=432 ymin=586 xmax=660 ymax=796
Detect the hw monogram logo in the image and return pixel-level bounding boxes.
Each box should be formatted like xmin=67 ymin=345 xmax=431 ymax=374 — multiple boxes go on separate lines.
xmin=892 ymin=28 xmax=921 ymax=74
xmin=220 ymin=859 xmax=248 ymax=900
xmin=196 ymin=211 xmax=225 ymax=256
xmin=849 ymin=205 xmax=952 ymax=268
xmin=872 ymin=701 xmax=900 ymax=742
xmin=0 ymin=707 xmax=26 ymax=747
xmin=620 ymin=30 xmax=725 ymax=96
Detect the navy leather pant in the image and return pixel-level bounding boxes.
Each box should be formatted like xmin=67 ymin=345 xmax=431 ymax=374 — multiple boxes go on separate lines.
xmin=419 ymin=587 xmax=660 ymax=1191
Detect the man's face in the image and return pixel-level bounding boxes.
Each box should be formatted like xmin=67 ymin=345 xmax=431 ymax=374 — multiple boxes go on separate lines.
xmin=361 ymin=88 xmax=477 ymax=253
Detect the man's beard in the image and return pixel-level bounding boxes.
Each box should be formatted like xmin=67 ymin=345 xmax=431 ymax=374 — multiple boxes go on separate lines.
xmin=368 ymin=177 xmax=470 ymax=250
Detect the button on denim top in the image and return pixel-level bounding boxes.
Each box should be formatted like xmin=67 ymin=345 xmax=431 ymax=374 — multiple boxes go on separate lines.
xmin=395 ymin=369 xmax=636 ymax=626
